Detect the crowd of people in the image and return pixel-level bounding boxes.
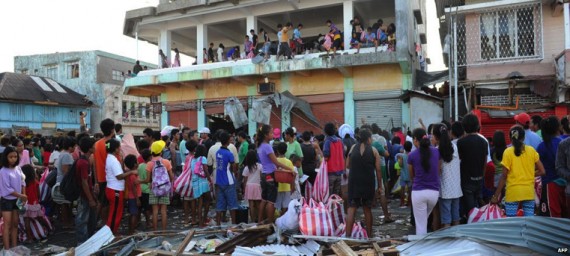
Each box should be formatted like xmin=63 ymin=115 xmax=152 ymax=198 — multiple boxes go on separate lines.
xmin=155 ymin=17 xmax=396 ymax=66
xmin=1 ymin=109 xmax=569 ymax=250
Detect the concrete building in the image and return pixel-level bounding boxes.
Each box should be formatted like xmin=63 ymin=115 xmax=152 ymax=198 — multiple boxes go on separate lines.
xmin=436 ymin=0 xmax=570 ymax=139
xmin=14 ymin=51 xmax=160 ymax=135
xmin=122 ymin=0 xmax=429 ymax=135
xmin=0 ymin=72 xmax=93 ymax=134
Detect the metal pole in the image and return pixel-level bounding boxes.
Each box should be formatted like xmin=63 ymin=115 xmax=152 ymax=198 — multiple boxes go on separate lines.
xmin=135 ymin=31 xmax=139 ymax=61
xmin=448 ymin=16 xmax=453 ymax=121
xmin=453 ymin=10 xmax=459 ymax=122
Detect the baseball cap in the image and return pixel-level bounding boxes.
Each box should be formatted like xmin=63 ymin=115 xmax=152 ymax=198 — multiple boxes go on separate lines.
xmin=273 ymin=128 xmax=281 ymax=139
xmin=199 ymin=127 xmax=211 ymax=134
xmin=151 ymin=140 xmax=166 ymax=155
xmin=514 ymin=112 xmax=531 ymax=125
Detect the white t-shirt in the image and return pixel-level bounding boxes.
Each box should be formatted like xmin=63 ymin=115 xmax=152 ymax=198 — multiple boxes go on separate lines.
xmin=439 ymin=143 xmax=463 ymax=199
xmin=105 ymin=154 xmax=124 ymax=191
xmin=49 ymin=150 xmax=60 ymax=165
xmin=242 ymin=163 xmax=262 ymax=185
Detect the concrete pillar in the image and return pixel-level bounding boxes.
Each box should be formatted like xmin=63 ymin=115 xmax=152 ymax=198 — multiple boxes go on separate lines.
xmin=343 ymin=1 xmax=354 ymax=53
xmin=159 ymin=29 xmax=172 ymax=66
xmin=246 ymin=16 xmax=258 ymax=38
xmin=343 ymin=77 xmax=355 ymax=128
xmin=197 ymin=87 xmax=206 ymax=129
xmin=247 ymin=85 xmax=257 ymax=136
xmin=197 ymin=24 xmax=208 ymax=64
xmin=160 ymin=93 xmax=168 ymax=128
xmin=560 ymin=3 xmax=570 ymax=49
xmin=281 ymin=74 xmax=291 ymax=131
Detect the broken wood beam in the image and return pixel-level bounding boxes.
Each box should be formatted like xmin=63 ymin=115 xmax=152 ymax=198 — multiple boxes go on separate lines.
xmin=175 ymin=230 xmax=195 ymax=255
xmin=331 ymin=241 xmax=358 ymax=256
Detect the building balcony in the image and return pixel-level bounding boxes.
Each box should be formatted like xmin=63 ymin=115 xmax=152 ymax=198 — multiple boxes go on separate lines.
xmin=125 ymin=49 xmax=398 ymax=90
xmin=121 ymin=116 xmax=160 ymax=127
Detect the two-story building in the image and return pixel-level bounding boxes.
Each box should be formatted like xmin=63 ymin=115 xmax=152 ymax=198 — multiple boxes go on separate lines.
xmin=437 ymin=0 xmax=570 ymax=138
xmin=14 ymin=51 xmax=160 ymax=135
xmin=122 ymin=0 xmax=429 ymax=135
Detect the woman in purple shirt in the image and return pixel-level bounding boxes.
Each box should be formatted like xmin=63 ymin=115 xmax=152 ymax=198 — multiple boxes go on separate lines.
xmin=0 ymin=146 xmax=27 ymax=250
xmin=407 ymin=128 xmax=441 ymax=235
xmin=256 ymin=124 xmax=293 ymax=225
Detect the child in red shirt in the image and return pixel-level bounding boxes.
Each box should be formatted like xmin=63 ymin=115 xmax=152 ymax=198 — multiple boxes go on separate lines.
xmin=22 ymin=165 xmax=52 ymax=241
xmin=124 ymin=155 xmax=142 ymax=235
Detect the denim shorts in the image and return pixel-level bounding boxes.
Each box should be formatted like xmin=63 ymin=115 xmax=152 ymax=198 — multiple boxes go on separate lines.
xmin=215 ymin=184 xmax=239 ymax=212
xmin=127 ymin=199 xmax=139 ymax=215
xmin=261 ymin=172 xmax=278 ymax=203
xmin=439 ymin=197 xmax=461 ymax=224
xmin=0 ymin=198 xmax=17 ymax=212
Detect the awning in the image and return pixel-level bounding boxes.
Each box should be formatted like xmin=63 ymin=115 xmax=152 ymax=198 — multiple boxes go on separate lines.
xmin=415 ymin=69 xmax=449 ymax=89
xmin=249 ymin=91 xmax=320 ymax=127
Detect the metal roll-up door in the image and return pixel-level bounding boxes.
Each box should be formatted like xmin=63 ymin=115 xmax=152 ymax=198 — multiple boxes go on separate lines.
xmin=355 ymin=90 xmax=402 ymax=131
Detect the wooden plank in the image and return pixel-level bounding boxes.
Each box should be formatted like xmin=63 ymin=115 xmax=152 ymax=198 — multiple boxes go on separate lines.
xmin=373 ymin=243 xmax=384 ymax=256
xmin=175 ymin=230 xmax=195 ymax=255
xmin=331 ymin=241 xmax=358 ymax=256
xmin=132 ymin=248 xmax=176 ymax=256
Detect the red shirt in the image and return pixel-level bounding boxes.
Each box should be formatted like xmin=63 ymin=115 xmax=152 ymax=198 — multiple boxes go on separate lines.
xmin=42 ymin=152 xmax=51 ymax=167
xmin=94 ymin=139 xmax=108 ymax=183
xmin=125 ymin=174 xmax=141 ymax=199
xmin=76 ymin=157 xmax=93 ymax=200
xmin=26 ymin=180 xmax=40 ymax=205
xmin=137 ymin=155 xmax=145 ymax=164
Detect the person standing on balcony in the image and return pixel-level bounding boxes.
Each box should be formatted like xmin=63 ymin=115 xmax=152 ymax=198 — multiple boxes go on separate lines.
xmin=276 ymin=22 xmax=293 ymax=61
xmin=260 ymin=28 xmax=271 ymax=60
xmin=159 ymin=49 xmax=169 ymax=68
xmin=250 ymin=29 xmax=258 ymax=51
xmin=208 ymin=43 xmax=215 ymax=63
xmin=326 ymin=19 xmax=341 ymax=58
xmin=293 ymin=24 xmax=303 ymax=55
xmin=514 ymin=112 xmax=542 ymax=150
xmin=172 ymin=48 xmax=181 ymax=67
xmin=217 ymin=43 xmax=225 ymax=62
xmin=133 ymin=61 xmax=143 ymax=75
xmin=244 ymin=35 xmax=253 ymax=58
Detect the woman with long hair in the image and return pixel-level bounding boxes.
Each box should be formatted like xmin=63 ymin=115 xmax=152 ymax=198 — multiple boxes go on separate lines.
xmin=256 ymin=125 xmax=294 ymax=224
xmin=537 ymin=116 xmax=567 ymax=217
xmin=432 ymin=124 xmax=462 ymax=228
xmin=492 ymin=125 xmax=545 ymax=216
xmin=408 ymin=128 xmax=440 ymax=235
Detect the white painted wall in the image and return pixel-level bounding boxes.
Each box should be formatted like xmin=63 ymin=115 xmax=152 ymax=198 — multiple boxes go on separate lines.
xmin=410 ymin=96 xmax=443 ymax=130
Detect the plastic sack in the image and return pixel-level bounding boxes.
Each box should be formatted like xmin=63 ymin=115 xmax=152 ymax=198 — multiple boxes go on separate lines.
xmin=299 ymin=198 xmax=334 ymax=236
xmin=351 ymin=222 xmax=368 ymax=239
xmin=276 ymin=199 xmax=302 ymax=231
xmin=174 ymin=156 xmax=193 ymax=197
xmin=327 ymin=194 xmax=345 ymax=236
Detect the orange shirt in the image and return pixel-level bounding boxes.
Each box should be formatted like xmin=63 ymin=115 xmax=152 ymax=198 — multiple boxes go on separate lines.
xmin=94 ymin=139 xmax=108 ymax=183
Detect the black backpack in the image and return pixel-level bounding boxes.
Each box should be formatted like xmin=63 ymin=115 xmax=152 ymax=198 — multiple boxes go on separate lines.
xmin=60 ymin=155 xmax=86 ymax=201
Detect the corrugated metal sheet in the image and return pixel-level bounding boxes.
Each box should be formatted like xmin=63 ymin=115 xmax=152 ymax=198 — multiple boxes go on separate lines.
xmin=398 ymin=237 xmax=537 ymax=256
xmin=356 ymin=98 xmax=402 ymax=131
xmin=401 ymin=217 xmax=570 ymax=255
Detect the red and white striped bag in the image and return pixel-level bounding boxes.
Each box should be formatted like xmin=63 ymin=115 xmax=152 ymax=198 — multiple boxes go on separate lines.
xmin=327 ymin=194 xmax=345 ymax=235
xmin=174 ymin=156 xmax=193 ymax=197
xmin=467 ymin=204 xmax=505 ymax=223
xmin=311 ymin=162 xmax=329 ymax=203
xmin=351 ymin=222 xmax=368 ymax=239
xmin=299 ymin=198 xmax=334 ymax=236
xmin=39 ymin=168 xmax=51 ymax=203
xmin=304 ymin=181 xmax=313 ymax=200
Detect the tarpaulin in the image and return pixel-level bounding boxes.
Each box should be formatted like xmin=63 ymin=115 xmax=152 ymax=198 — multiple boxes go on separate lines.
xmin=224 ymin=97 xmax=249 ymax=128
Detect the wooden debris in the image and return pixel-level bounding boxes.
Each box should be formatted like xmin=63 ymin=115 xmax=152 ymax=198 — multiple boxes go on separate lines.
xmin=214 ymin=224 xmax=274 ymax=254
xmin=321 ymin=239 xmax=397 ymax=256
xmin=331 ymin=240 xmax=358 ymax=256
xmin=175 ymin=230 xmax=195 ymax=255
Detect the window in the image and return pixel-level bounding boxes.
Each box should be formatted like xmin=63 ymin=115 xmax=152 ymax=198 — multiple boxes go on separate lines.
xmin=130 ymin=102 xmax=136 ymax=117
xmin=44 ymin=64 xmax=58 ymax=79
xmin=67 ymin=62 xmax=80 ymax=79
xmin=479 ymin=6 xmax=537 ymax=61
xmin=112 ymin=70 xmax=125 ymax=81
xmin=20 ymin=69 xmax=28 ymax=75
xmin=122 ymin=101 xmax=128 ymax=118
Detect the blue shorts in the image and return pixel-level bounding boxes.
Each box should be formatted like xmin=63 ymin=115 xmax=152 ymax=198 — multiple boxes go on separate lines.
xmin=216 ymin=184 xmax=239 ymax=212
xmin=127 ymin=199 xmax=139 ymax=215
xmin=505 ymin=200 xmax=534 ymax=217
xmin=439 ymin=197 xmax=460 ymax=224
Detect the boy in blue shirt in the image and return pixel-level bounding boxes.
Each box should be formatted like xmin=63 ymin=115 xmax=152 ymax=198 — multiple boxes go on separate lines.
xmin=215 ymin=131 xmax=239 ymax=225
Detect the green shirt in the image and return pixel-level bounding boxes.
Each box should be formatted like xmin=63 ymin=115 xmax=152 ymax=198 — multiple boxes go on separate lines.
xmin=238 ymin=141 xmax=249 ymax=165
xmin=286 ymin=141 xmax=304 ymax=176
xmin=372 ymin=141 xmax=386 ymax=166
xmin=138 ymin=163 xmax=150 ymax=194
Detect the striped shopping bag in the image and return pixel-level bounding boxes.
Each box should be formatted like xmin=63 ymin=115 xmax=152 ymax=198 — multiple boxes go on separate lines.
xmin=299 ymin=198 xmax=334 ymax=236
xmin=327 ymin=194 xmax=345 ymax=235
xmin=174 ymin=156 xmax=193 ymax=197
xmin=311 ymin=162 xmax=329 ymax=203
xmin=39 ymin=168 xmax=51 ymax=203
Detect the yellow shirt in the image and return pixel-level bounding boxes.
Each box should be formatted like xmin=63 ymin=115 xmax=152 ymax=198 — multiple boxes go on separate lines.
xmin=280 ymin=27 xmax=290 ymax=43
xmin=277 ymin=157 xmax=294 ymax=192
xmin=501 ymin=145 xmax=538 ymax=202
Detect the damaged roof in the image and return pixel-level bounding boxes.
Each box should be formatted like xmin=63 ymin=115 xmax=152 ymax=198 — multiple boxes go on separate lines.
xmin=0 ymin=72 xmax=93 ymax=107
xmin=399 ymin=216 xmax=570 ymax=255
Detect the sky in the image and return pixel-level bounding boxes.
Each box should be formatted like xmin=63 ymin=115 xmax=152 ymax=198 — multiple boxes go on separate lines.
xmin=0 ymin=0 xmax=444 ymax=73
xmin=0 ymin=0 xmax=161 ymax=72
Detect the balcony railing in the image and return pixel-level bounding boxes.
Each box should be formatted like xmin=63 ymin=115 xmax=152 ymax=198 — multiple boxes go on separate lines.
xmin=450 ymin=1 xmax=543 ymax=67
xmin=122 ymin=117 xmax=160 ymax=126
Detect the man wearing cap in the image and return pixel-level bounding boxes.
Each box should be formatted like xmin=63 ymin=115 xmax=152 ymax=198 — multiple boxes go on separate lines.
xmin=199 ymin=127 xmax=214 ymax=151
xmin=515 ymin=112 xmax=542 ymax=149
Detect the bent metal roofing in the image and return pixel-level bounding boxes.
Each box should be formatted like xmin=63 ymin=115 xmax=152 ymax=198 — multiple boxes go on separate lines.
xmin=0 ymin=72 xmax=92 ymax=107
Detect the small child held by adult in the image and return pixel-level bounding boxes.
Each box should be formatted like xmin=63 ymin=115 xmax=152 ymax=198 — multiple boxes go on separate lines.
xmin=289 ymin=154 xmax=302 ymax=200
